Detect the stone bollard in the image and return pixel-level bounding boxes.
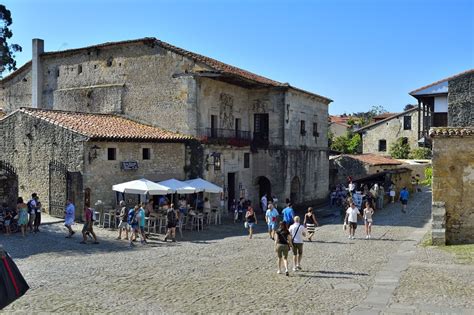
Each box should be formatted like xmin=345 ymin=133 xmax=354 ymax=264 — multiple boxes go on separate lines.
xmin=431 ymin=201 xmax=446 ymax=245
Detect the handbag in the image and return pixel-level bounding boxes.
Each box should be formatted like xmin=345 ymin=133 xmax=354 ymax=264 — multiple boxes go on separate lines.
xmin=244 ymin=222 xmax=249 ymax=229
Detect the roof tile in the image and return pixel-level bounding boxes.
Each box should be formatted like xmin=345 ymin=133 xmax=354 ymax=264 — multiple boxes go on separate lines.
xmin=429 ymin=127 xmax=474 ymax=137
xmin=19 ymin=108 xmax=192 ymax=141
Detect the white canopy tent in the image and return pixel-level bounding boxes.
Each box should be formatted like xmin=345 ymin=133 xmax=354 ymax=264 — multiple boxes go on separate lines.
xmin=112 ymin=178 xmax=173 ymax=195
xmin=185 ymin=178 xmax=223 ymax=193
xmin=157 ymin=178 xmax=201 ymax=194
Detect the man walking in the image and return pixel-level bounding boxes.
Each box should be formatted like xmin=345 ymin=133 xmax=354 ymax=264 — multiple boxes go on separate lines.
xmin=261 ymin=194 xmax=268 ymax=215
xmin=282 ymin=202 xmax=295 ymax=225
xmin=33 ymin=195 xmax=42 ymax=232
xmin=265 ymin=203 xmax=279 ymax=240
xmin=289 ymin=216 xmax=307 ymax=271
xmin=64 ymin=199 xmax=75 ymax=238
xmin=399 ymin=187 xmax=409 ymax=213
xmin=344 ymin=201 xmax=362 ymax=239
xmin=27 ymin=193 xmax=39 ymax=233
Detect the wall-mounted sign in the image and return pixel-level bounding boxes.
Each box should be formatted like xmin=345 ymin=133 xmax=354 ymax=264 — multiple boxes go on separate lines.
xmin=121 ymin=161 xmax=139 ymax=170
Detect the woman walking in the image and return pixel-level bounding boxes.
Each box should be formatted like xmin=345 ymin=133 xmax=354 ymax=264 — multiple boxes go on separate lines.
xmin=363 ymin=201 xmax=374 ymax=239
xmin=244 ymin=206 xmax=257 ymax=239
xmin=303 ymin=207 xmax=319 ymax=241
xmin=16 ymin=198 xmax=29 ymax=237
xmin=275 ymin=222 xmax=293 ymax=276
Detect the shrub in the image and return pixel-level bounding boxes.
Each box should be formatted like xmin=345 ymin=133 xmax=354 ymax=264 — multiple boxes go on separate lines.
xmin=389 ymin=138 xmax=410 ymax=159
xmin=421 ymin=166 xmax=432 ymax=186
xmin=409 ymin=147 xmax=432 ymax=159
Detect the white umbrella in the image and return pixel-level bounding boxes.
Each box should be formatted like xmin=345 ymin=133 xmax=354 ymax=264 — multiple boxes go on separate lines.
xmin=112 ymin=178 xmax=173 ymax=195
xmin=185 ymin=178 xmax=223 ymax=193
xmin=158 ymin=178 xmax=200 ymax=194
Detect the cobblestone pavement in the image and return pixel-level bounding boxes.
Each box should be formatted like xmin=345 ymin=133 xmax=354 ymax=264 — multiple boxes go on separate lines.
xmin=1 ymin=189 xmax=472 ymax=314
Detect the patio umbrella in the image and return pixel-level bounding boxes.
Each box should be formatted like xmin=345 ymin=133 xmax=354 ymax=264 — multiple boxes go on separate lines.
xmin=157 ymin=178 xmax=201 ymax=194
xmin=185 ymin=178 xmax=223 ymax=193
xmin=0 ymin=247 xmax=29 ymax=309
xmin=112 ymin=178 xmax=173 ymax=195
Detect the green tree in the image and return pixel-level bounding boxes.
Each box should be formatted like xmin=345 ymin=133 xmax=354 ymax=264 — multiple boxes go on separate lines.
xmin=389 ymin=138 xmax=410 ymax=159
xmin=409 ymin=147 xmax=432 ymax=159
xmin=330 ymin=132 xmax=361 ymax=154
xmin=0 ymin=5 xmax=22 ymax=77
xmin=421 ymin=167 xmax=432 ymax=186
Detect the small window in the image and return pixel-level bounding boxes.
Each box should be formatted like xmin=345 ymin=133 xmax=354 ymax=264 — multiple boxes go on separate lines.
xmin=300 ymin=120 xmax=306 ymax=135
xmin=313 ymin=122 xmax=319 ymax=137
xmin=107 ymin=57 xmax=113 ymax=67
xmin=107 ymin=148 xmax=117 ymax=160
xmin=403 ymin=116 xmax=412 ymax=130
xmin=78 ymin=65 xmax=82 ymax=74
xmin=56 ymin=69 xmax=60 ymax=77
xmin=244 ymin=153 xmax=250 ymax=168
xmin=142 ymin=148 xmax=151 ymax=160
xmin=378 ymin=140 xmax=387 ymax=152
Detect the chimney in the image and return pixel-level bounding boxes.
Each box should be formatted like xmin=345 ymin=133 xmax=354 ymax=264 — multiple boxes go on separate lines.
xmin=32 ymin=38 xmax=44 ymax=108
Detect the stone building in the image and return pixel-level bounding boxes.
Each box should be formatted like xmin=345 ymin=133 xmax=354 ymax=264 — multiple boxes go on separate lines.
xmin=0 ymin=108 xmax=189 ymax=217
xmin=411 ymin=69 xmax=474 ymax=245
xmin=0 ymin=37 xmax=331 ymax=214
xmin=356 ymin=107 xmax=420 ymax=155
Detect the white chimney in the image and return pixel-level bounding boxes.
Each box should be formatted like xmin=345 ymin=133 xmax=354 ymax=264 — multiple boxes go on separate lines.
xmin=32 ymin=38 xmax=44 ymax=108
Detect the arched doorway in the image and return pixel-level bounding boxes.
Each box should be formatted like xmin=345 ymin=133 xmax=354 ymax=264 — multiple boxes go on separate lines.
xmin=255 ymin=176 xmax=271 ymax=211
xmin=290 ymin=176 xmax=300 ymax=204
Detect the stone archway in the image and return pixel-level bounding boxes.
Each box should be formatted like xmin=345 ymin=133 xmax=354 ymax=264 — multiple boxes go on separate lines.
xmin=255 ymin=176 xmax=272 ymax=211
xmin=290 ymin=176 xmax=301 ymax=204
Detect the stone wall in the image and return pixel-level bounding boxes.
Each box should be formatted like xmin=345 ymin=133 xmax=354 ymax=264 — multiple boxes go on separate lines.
xmin=84 ymin=141 xmax=186 ymax=209
xmin=0 ymin=111 xmax=86 ymax=214
xmin=0 ymin=66 xmax=32 ymax=110
xmin=431 ymin=132 xmax=474 ymax=244
xmin=360 ymin=109 xmax=419 ymax=155
xmin=448 ymin=72 xmax=474 ymax=127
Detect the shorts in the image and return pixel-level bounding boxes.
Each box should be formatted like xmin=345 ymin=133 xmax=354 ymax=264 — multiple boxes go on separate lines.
xmin=167 ymin=222 xmax=177 ymax=229
xmin=82 ymin=222 xmax=93 ymax=233
xmin=267 ymin=223 xmax=277 ymax=231
xmin=246 ymin=222 xmax=255 ymax=229
xmin=276 ymin=244 xmax=289 ymax=259
xmin=401 ymin=199 xmax=408 ymax=205
xmin=131 ymin=224 xmax=139 ymax=231
xmin=118 ymin=221 xmax=128 ymax=229
xmin=4 ymin=220 xmax=10 ymax=226
xmin=292 ymin=243 xmax=303 ymax=256
xmin=349 ymin=222 xmax=357 ymax=229
xmin=365 ymin=219 xmax=373 ymax=225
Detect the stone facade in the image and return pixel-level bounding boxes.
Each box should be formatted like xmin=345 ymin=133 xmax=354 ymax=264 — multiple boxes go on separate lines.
xmin=431 ymin=129 xmax=474 ymax=245
xmin=448 ymin=71 xmax=474 ymax=127
xmin=0 ymin=38 xmax=331 ymax=212
xmin=358 ymin=108 xmax=420 ymax=155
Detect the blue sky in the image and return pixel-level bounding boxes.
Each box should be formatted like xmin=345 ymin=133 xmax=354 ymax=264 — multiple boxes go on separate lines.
xmin=3 ymin=0 xmax=473 ymax=114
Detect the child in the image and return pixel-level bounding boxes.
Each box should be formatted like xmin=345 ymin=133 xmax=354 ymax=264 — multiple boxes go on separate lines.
xmin=363 ymin=201 xmax=374 ymax=239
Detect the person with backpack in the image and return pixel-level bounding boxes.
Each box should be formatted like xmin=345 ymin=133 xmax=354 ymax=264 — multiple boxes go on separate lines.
xmin=274 ymin=222 xmax=293 ymax=276
xmin=27 ymin=193 xmax=39 ymax=233
xmin=81 ymin=206 xmax=99 ymax=244
xmin=164 ymin=204 xmax=178 ymax=242
xmin=116 ymin=201 xmax=129 ymax=240
xmin=128 ymin=206 xmax=140 ymax=247
xmin=289 ymin=216 xmax=307 ymax=271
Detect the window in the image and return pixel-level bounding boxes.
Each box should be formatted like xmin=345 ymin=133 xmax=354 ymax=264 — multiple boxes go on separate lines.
xmin=378 ymin=140 xmax=387 ymax=152
xmin=244 ymin=153 xmax=250 ymax=168
xmin=107 ymin=57 xmax=113 ymax=67
xmin=403 ymin=116 xmax=412 ymax=130
xmin=107 ymin=148 xmax=116 ymax=160
xmin=142 ymin=148 xmax=151 ymax=160
xmin=235 ymin=118 xmax=241 ymax=138
xmin=210 ymin=115 xmax=218 ymax=138
xmin=78 ymin=64 xmax=83 ymax=74
xmin=300 ymin=120 xmax=306 ymax=135
xmin=312 ymin=122 xmax=319 ymax=137
xmin=254 ymin=113 xmax=269 ymax=142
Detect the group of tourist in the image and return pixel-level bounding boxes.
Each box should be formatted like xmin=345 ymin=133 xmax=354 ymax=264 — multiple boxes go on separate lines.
xmin=0 ymin=193 xmax=42 ymax=236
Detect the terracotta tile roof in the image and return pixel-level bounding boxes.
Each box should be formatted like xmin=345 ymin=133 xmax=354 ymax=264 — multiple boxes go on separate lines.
xmin=333 ymin=154 xmax=403 ymax=166
xmin=429 ymin=127 xmax=474 ymax=137
xmin=409 ymin=69 xmax=474 ymax=95
xmin=18 ymin=108 xmax=192 ymax=141
xmin=1 ymin=37 xmax=332 ymax=103
xmin=373 ymin=112 xmax=398 ymax=120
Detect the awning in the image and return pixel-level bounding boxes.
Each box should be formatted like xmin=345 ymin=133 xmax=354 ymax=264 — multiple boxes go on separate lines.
xmin=112 ymin=178 xmax=173 ymax=195
xmin=157 ymin=178 xmax=201 ymax=194
xmin=184 ymin=178 xmax=223 ymax=193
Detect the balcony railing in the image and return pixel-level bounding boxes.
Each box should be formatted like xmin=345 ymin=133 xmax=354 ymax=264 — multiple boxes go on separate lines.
xmin=199 ymin=128 xmax=252 ymax=147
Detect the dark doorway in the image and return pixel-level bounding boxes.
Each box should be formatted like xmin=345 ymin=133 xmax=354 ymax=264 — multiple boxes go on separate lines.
xmin=256 ymin=176 xmax=272 ymax=207
xmin=254 ymin=113 xmax=269 ymax=146
xmin=290 ymin=176 xmax=301 ymax=203
xmin=227 ymin=172 xmax=236 ymax=211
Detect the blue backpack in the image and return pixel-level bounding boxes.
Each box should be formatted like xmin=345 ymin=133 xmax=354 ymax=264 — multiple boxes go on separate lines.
xmin=127 ymin=209 xmax=138 ymax=225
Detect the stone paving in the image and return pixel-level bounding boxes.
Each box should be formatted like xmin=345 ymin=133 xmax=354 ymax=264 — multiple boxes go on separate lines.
xmin=0 ymin=189 xmax=472 ymax=314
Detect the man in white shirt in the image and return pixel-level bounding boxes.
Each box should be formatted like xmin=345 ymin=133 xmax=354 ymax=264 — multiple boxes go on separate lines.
xmin=344 ymin=201 xmax=362 ymax=239
xmin=289 ymin=216 xmax=307 ymax=271
xmin=260 ymin=194 xmax=267 ymax=215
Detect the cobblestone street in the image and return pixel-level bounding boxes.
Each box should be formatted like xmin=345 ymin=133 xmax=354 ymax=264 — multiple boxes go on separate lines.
xmin=1 ymin=189 xmax=473 ymax=314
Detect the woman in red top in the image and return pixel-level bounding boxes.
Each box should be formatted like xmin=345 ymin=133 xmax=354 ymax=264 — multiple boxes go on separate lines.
xmin=81 ymin=207 xmax=99 ymax=244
